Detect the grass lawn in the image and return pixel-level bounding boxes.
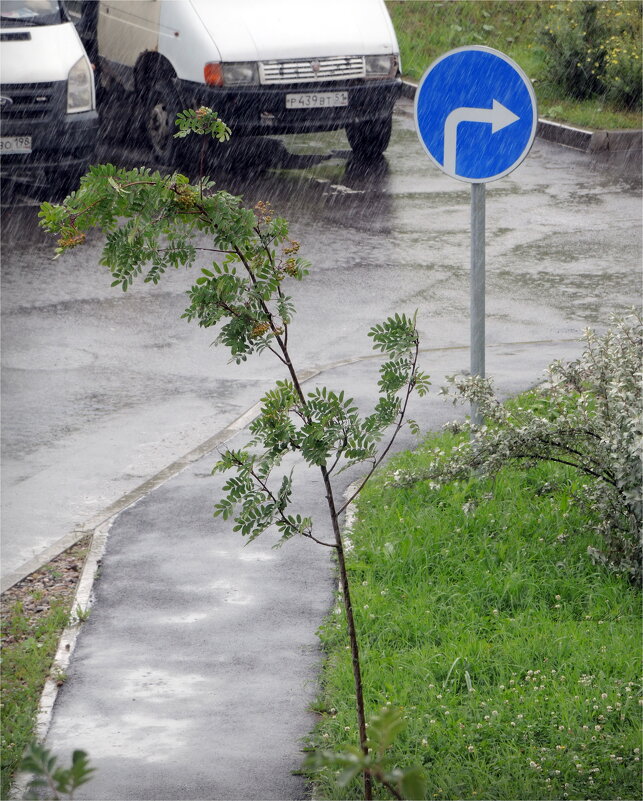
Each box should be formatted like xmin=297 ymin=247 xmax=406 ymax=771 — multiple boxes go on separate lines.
xmin=386 ymin=0 xmax=642 ymax=130
xmin=310 ymin=419 xmax=641 ymax=799
xmin=0 ymin=538 xmax=89 ymax=799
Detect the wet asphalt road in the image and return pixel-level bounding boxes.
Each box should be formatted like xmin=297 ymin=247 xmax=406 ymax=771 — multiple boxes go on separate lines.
xmin=1 ymin=95 xmax=641 ymax=587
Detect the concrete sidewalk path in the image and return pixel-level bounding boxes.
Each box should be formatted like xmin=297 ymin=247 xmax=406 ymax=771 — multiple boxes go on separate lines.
xmin=38 ymin=340 xmax=583 ymax=800
xmin=43 ymin=448 xmax=335 ymax=801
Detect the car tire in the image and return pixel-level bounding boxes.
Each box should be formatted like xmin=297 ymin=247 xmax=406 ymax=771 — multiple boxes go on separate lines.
xmin=144 ymin=77 xmax=183 ymax=165
xmin=346 ymin=116 xmax=392 ymax=160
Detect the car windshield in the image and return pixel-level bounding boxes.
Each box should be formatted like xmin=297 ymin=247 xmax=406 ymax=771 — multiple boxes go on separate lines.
xmin=0 ymin=0 xmax=64 ymax=26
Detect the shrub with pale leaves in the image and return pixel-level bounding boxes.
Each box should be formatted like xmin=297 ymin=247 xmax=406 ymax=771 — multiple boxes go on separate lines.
xmin=393 ymin=312 xmax=642 ymax=582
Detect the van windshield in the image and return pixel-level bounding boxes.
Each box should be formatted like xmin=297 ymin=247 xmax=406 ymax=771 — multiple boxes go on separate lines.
xmin=0 ymin=0 xmax=64 ymax=26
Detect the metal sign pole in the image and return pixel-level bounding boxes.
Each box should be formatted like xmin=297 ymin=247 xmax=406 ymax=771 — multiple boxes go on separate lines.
xmin=470 ymin=182 xmax=485 ymax=426
xmin=414 ymin=46 xmax=537 ymax=426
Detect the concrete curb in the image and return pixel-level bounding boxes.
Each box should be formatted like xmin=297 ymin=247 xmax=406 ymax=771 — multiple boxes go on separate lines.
xmin=400 ymin=79 xmax=643 ymax=164
xmin=8 ymin=522 xmax=112 ymax=800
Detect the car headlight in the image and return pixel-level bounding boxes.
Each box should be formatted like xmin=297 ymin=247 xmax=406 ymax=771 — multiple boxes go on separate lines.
xmin=364 ymin=54 xmax=398 ymax=79
xmin=205 ymin=62 xmax=259 ymax=87
xmin=223 ymin=62 xmax=259 ymax=86
xmin=67 ymin=56 xmax=94 ymax=113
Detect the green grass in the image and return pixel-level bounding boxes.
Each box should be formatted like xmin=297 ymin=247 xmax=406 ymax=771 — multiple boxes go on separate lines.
xmin=0 ymin=538 xmax=89 ymax=799
xmin=0 ymin=598 xmax=72 ymax=798
xmin=386 ymin=0 xmax=642 ymax=130
xmin=310 ymin=426 xmax=641 ymax=799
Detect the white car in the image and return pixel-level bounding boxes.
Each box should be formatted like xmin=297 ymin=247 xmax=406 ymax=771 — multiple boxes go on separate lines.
xmin=0 ymin=0 xmax=97 ymax=190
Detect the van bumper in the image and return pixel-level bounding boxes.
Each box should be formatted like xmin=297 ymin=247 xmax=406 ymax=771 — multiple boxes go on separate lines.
xmin=181 ymin=78 xmax=402 ymax=136
xmin=0 ymin=108 xmax=98 ymax=177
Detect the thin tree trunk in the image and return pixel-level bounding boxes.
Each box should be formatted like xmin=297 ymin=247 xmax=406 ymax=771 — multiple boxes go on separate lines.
xmin=321 ymin=465 xmax=373 ymax=801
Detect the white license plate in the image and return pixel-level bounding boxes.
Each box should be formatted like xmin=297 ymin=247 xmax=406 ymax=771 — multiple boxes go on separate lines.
xmin=285 ymin=91 xmax=348 ymax=109
xmin=0 ymin=136 xmax=32 ymax=154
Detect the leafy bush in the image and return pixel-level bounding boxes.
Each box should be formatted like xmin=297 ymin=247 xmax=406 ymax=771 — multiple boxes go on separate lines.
xmin=392 ymin=312 xmax=642 ymax=582
xmin=540 ymin=1 xmax=642 ymax=111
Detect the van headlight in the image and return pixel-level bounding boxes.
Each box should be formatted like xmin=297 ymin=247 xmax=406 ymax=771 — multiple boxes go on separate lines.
xmin=205 ymin=62 xmax=258 ymax=87
xmin=223 ymin=62 xmax=259 ymax=86
xmin=364 ymin=54 xmax=398 ymax=79
xmin=67 ymin=56 xmax=94 ymax=113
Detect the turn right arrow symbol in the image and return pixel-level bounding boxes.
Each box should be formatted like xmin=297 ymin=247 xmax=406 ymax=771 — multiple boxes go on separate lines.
xmin=443 ymin=99 xmax=520 ymax=174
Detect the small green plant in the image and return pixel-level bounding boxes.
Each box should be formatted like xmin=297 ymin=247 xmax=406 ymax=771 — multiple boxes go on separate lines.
xmin=21 ymin=742 xmax=95 ymax=800
xmin=307 ymin=708 xmax=426 ymax=800
xmin=38 ymin=107 xmax=428 ymax=800
xmin=51 ymin=669 xmax=68 ymax=687
xmin=72 ymin=605 xmax=91 ymax=624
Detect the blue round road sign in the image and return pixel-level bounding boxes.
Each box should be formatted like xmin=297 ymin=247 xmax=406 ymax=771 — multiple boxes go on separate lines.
xmin=414 ymin=46 xmax=537 ymax=183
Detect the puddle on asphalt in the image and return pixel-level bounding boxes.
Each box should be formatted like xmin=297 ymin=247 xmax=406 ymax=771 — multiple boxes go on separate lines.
xmin=52 ymin=711 xmax=192 ymax=763
xmin=158 ymin=612 xmax=210 ymax=625
xmin=210 ymin=578 xmax=253 ymax=605
xmin=238 ymin=551 xmax=275 ymax=562
xmin=120 ymin=667 xmax=208 ymax=704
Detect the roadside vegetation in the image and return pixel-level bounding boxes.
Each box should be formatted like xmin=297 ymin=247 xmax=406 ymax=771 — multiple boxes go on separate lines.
xmin=310 ymin=410 xmax=641 ymax=799
xmin=309 ymin=314 xmax=641 ymax=799
xmin=308 ymin=311 xmax=642 ymax=799
xmin=0 ymin=539 xmax=89 ymax=799
xmin=386 ymin=0 xmax=642 ymax=130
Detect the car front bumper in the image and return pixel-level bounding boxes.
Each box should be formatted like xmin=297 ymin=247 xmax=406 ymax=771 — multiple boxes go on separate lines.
xmin=0 ymin=80 xmax=98 ymax=175
xmin=180 ymin=78 xmax=402 ymax=136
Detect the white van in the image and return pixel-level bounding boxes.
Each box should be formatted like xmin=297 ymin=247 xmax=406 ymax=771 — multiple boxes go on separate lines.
xmin=74 ymin=0 xmax=401 ymax=162
xmin=0 ymin=0 xmax=97 ymax=190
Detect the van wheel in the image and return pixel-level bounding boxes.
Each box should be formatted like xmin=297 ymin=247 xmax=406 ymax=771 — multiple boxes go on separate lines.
xmin=346 ymin=117 xmax=392 ymax=160
xmin=145 ymin=79 xmax=182 ymax=164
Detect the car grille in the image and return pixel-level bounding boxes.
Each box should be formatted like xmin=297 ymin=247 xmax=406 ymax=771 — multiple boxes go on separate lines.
xmin=0 ymin=32 xmax=31 ymax=41
xmin=0 ymin=82 xmax=60 ymax=122
xmin=259 ymin=56 xmax=365 ymax=85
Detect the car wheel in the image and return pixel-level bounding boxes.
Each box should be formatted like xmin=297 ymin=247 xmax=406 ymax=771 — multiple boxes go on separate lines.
xmin=346 ymin=116 xmax=392 ymax=160
xmin=144 ymin=78 xmax=182 ymax=165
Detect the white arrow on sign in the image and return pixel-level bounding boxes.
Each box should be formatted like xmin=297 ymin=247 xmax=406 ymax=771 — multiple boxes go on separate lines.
xmin=443 ymin=99 xmax=520 ymax=174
